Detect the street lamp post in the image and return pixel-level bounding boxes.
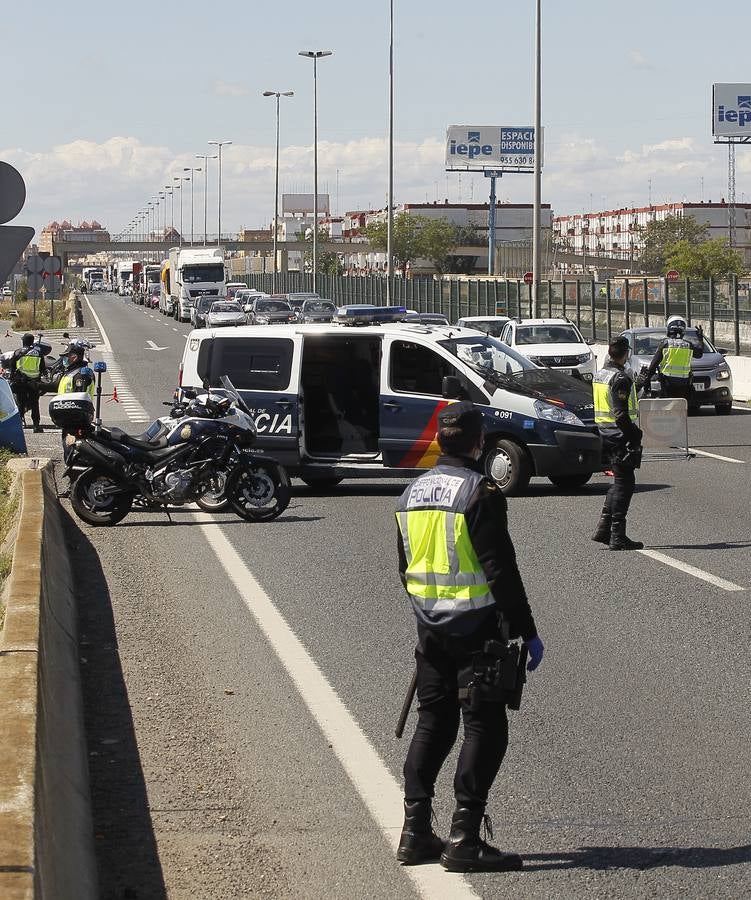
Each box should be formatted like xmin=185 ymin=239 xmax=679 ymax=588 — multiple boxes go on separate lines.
xmin=263 ymin=90 xmax=294 ymax=294
xmin=196 ymin=154 xmax=218 ymax=245
xmin=299 ymin=49 xmax=333 ymax=294
xmin=174 ymin=176 xmax=190 ymax=246
xmin=158 ymin=192 xmax=165 ymax=245
xmin=208 ymin=140 xmax=232 ymax=244
xmin=386 ymin=0 xmax=394 ymax=304
xmin=184 ymin=167 xmax=202 ymax=245
xmin=532 ymin=0 xmax=542 ymax=317
xmin=166 ymin=186 xmax=175 ymax=243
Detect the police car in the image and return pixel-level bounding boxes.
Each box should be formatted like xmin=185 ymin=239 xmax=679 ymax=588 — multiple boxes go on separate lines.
xmin=177 ymin=306 xmax=601 ymax=494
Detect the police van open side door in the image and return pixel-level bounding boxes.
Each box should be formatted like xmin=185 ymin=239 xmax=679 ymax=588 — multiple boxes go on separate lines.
xmin=195 ymin=333 xmax=302 ymax=467
xmin=380 ymin=336 xmax=485 ymax=470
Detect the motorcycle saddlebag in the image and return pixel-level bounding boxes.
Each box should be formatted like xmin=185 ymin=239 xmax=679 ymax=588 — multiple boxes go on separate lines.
xmin=48 ymin=392 xmax=94 ymax=428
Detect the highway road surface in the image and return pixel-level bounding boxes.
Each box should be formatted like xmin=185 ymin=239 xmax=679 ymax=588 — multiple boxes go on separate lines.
xmin=26 ymin=291 xmax=751 ymax=899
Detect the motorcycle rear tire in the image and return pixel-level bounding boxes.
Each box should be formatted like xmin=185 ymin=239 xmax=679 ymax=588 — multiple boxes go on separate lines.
xmin=71 ymin=468 xmax=134 ymax=526
xmin=225 ymin=461 xmax=290 ymax=522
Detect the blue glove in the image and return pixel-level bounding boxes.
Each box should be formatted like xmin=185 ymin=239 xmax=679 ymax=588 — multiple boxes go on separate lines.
xmin=525 ymin=636 xmax=544 ymax=672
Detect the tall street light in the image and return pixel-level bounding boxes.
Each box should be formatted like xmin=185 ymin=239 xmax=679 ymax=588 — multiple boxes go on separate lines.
xmin=208 ymin=140 xmax=232 ymax=243
xmin=263 ymin=89 xmax=294 ymax=293
xmin=196 ymin=153 xmax=217 ymax=245
xmin=174 ymin=175 xmax=190 ymax=246
xmin=184 ymin=166 xmax=202 ymax=245
xmin=299 ymin=49 xmax=333 ymax=293
xmin=532 ymin=0 xmax=542 ymax=317
xmin=165 ymin=185 xmax=175 ymax=243
xmin=157 ymin=192 xmax=165 ymax=245
xmin=386 ymin=0 xmax=394 ymax=304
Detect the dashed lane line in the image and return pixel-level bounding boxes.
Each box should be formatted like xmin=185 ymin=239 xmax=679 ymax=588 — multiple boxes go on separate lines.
xmin=687 ymin=448 xmax=745 ymax=464
xmin=638 ymin=549 xmax=745 ymax=592
xmin=196 ymin=514 xmax=480 ymax=900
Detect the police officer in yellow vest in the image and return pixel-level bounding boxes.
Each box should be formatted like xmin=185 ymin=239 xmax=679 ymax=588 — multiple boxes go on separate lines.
xmin=9 ymin=333 xmax=46 ymax=433
xmin=395 ymin=402 xmax=543 ymax=872
xmin=592 ymin=336 xmax=644 ymax=551
xmin=641 ymin=315 xmax=703 ymax=400
xmin=57 ymin=343 xmax=95 ymax=461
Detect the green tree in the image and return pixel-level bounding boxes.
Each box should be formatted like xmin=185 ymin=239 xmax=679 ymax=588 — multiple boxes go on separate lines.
xmin=664 ymin=238 xmax=745 ymax=279
xmin=298 ymin=228 xmax=344 ymax=277
xmin=364 ymin=213 xmax=424 ymax=275
xmin=416 ymin=218 xmax=461 ymax=274
xmin=638 ymin=214 xmax=708 ymax=273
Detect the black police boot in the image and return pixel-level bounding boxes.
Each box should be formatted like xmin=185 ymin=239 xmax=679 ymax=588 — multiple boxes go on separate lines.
xmin=609 ymin=516 xmax=643 ymax=551
xmin=591 ymin=505 xmax=611 ymax=544
xmin=440 ymin=807 xmax=523 ymax=873
xmin=396 ymin=799 xmax=444 ymax=865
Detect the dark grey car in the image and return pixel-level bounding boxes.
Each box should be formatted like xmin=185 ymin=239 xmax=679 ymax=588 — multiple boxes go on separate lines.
xmin=247 ymin=298 xmax=296 ymax=325
xmin=620 ymin=326 xmax=734 ymax=414
xmin=298 ymin=299 xmax=336 ymax=323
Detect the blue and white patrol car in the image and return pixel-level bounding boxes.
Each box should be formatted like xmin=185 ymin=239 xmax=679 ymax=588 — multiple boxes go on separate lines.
xmin=177 ymin=307 xmax=601 ymax=494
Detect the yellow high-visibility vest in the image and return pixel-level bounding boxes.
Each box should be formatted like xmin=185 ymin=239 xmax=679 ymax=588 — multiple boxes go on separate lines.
xmin=593 ymin=368 xmax=637 ymax=427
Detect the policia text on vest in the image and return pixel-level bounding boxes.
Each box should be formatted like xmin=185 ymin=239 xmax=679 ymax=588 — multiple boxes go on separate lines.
xmin=394 ymin=401 xmax=544 ymax=873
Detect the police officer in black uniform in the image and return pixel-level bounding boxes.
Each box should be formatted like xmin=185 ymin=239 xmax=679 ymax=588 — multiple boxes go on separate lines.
xmin=9 ymin=333 xmax=46 ymax=432
xmin=592 ymin=337 xmax=644 ymax=551
xmin=395 ymin=402 xmax=544 ymax=872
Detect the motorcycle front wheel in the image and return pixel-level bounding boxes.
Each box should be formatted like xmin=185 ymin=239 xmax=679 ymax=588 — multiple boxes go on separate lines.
xmin=70 ymin=468 xmax=134 ymax=526
xmin=225 ymin=461 xmax=290 ymax=522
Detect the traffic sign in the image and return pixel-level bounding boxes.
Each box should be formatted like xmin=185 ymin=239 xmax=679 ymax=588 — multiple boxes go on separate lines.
xmin=666 ymin=270 xmax=680 ymax=283
xmin=523 ymin=271 xmax=534 ymax=285
xmin=484 ymin=170 xmax=504 ymax=178
xmin=27 ymin=273 xmax=43 ymax=293
xmin=25 ymin=253 xmax=43 ymax=274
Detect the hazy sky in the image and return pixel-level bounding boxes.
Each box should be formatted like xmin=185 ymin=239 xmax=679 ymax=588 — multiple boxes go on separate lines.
xmin=2 ymin=0 xmax=750 ymax=236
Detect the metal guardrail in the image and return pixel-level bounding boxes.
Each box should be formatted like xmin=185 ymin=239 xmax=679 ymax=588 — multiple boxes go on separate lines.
xmin=241 ymin=273 xmax=751 ymax=356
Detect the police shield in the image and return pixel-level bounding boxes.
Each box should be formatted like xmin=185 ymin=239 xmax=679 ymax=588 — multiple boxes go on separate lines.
xmin=638 ymin=398 xmax=693 ymax=461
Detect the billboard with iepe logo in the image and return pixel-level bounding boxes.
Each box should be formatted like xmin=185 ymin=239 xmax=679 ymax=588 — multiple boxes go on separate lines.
xmin=712 ymin=84 xmax=751 ymax=138
xmin=445 ymin=125 xmax=544 ymax=171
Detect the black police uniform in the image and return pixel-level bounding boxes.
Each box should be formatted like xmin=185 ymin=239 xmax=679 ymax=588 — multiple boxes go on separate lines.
xmin=593 ymin=362 xmax=644 ymax=550
xmin=395 ymin=402 xmax=538 ymax=871
xmin=9 ymin=346 xmax=46 ymax=429
xmin=644 ymin=333 xmax=703 ymax=401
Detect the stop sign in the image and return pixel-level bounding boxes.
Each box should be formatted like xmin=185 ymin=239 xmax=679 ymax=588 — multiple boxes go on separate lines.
xmin=666 ymin=269 xmax=680 ymax=283
xmin=523 ymin=271 xmax=534 ymax=285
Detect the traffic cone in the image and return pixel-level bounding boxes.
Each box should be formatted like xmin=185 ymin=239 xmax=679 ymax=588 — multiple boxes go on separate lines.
xmin=107 ymin=385 xmax=120 ymax=403
xmin=4 ymin=330 xmax=9 ymax=338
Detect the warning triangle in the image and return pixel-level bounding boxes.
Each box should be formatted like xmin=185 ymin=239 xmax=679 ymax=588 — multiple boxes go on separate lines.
xmin=0 ymin=225 xmax=35 ymax=287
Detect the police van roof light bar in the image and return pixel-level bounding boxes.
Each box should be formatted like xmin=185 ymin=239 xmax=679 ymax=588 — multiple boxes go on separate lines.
xmin=334 ymin=305 xmax=408 ymax=326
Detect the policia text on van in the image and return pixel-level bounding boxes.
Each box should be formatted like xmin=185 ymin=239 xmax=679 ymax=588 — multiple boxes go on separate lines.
xmin=178 ymin=310 xmax=603 ymax=495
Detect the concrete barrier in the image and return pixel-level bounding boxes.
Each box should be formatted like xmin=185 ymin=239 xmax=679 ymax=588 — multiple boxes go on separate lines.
xmin=0 ymin=467 xmax=98 ymax=900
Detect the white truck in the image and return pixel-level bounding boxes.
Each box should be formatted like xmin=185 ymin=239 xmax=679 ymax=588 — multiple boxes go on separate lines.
xmin=167 ymin=246 xmax=225 ymax=322
xmin=115 ymin=259 xmax=139 ymax=295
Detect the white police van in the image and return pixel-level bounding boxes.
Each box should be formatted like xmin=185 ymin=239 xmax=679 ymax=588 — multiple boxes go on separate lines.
xmin=177 ymin=307 xmax=601 ymax=494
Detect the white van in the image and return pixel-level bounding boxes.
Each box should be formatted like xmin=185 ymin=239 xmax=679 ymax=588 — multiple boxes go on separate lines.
xmin=177 ymin=308 xmax=601 ymax=493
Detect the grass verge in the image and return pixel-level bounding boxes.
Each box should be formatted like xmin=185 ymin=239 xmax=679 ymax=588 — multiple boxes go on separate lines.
xmin=0 ymin=450 xmax=19 ymax=632
xmin=0 ymin=298 xmax=69 ymax=331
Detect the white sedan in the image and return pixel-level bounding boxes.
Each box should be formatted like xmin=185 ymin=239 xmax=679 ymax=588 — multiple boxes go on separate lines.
xmin=205 ymin=301 xmax=246 ymax=328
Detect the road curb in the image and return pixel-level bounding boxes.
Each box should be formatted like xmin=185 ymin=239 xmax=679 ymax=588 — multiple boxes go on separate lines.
xmin=0 ymin=466 xmax=98 ymax=900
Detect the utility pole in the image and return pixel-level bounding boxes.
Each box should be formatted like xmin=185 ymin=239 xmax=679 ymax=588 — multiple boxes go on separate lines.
xmin=531 ymin=0 xmax=542 ymax=316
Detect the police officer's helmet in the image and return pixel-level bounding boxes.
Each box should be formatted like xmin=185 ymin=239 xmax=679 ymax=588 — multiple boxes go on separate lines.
xmin=666 ymin=315 xmax=687 ymax=338
xmin=22 ymin=333 xmax=34 ymax=348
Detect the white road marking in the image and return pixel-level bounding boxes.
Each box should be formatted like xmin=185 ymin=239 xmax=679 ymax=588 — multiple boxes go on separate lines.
xmin=197 ymin=517 xmax=480 ymax=900
xmin=688 ymin=448 xmax=745 ymax=464
xmin=83 ymin=293 xmax=111 ymax=352
xmin=638 ymin=549 xmax=745 ymax=592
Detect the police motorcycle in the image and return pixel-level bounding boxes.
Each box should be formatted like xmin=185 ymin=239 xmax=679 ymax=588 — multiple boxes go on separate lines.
xmin=50 ymin=364 xmax=290 ymax=526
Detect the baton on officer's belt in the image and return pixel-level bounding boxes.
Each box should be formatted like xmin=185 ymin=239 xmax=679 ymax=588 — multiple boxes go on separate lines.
xmin=395 ymin=668 xmax=418 ymax=739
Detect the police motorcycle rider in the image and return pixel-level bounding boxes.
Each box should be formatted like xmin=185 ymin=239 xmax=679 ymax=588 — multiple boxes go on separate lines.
xmin=57 ymin=341 xmax=95 ymax=461
xmin=592 ymin=336 xmax=644 ymax=551
xmin=640 ymin=315 xmax=703 ymax=400
xmin=395 ymin=402 xmax=544 ymax=873
xmin=8 ymin=333 xmax=46 ymax=433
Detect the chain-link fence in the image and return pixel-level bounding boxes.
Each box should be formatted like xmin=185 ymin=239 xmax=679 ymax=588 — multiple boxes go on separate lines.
xmin=241 ymin=273 xmax=751 ymax=356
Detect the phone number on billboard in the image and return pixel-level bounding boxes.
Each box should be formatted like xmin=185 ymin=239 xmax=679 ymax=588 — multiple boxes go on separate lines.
xmin=499 ymin=155 xmax=534 ymax=166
